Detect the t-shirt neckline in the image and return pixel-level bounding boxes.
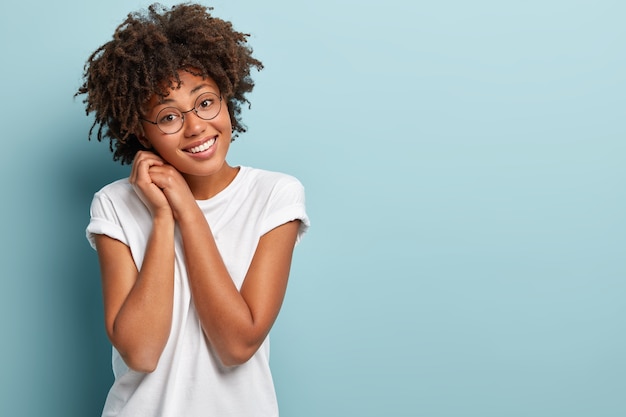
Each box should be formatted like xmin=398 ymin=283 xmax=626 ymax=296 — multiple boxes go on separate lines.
xmin=195 ymin=165 xmax=247 ymax=205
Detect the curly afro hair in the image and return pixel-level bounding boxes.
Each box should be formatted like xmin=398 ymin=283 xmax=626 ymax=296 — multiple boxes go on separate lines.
xmin=76 ymin=2 xmax=263 ymax=165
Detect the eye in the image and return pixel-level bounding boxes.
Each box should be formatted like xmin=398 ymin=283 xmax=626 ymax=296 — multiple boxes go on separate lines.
xmin=157 ymin=108 xmax=182 ymax=125
xmin=198 ymin=97 xmax=214 ymax=109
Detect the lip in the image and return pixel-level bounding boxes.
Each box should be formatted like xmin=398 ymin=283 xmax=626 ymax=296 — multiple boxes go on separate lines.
xmin=183 ymin=136 xmax=218 ymax=159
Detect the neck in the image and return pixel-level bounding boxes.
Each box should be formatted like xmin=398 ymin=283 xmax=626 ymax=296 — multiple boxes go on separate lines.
xmin=183 ymin=163 xmax=239 ymax=200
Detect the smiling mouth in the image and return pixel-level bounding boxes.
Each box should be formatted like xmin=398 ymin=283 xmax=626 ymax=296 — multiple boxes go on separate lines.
xmin=186 ymin=138 xmax=216 ymax=154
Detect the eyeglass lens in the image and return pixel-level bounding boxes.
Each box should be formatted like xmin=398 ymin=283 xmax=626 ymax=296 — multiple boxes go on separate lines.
xmin=155 ymin=92 xmax=221 ymax=134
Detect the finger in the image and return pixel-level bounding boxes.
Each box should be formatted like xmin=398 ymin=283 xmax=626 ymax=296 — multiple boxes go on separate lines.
xmin=130 ymin=151 xmax=165 ymax=185
xmin=146 ymin=165 xmax=179 ymax=191
xmin=134 ymin=151 xmax=164 ymax=169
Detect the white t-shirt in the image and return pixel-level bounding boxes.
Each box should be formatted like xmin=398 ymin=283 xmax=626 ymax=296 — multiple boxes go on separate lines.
xmin=86 ymin=166 xmax=309 ymax=417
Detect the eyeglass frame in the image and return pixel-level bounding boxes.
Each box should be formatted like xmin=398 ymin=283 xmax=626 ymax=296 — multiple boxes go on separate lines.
xmin=140 ymin=91 xmax=223 ymax=135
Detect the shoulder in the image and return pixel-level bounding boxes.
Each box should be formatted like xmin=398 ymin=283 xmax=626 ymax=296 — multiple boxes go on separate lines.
xmin=240 ymin=166 xmax=305 ymax=192
xmin=239 ymin=167 xmax=309 ymax=239
xmin=238 ymin=167 xmax=307 ymax=208
xmin=93 ymin=178 xmax=133 ymax=199
xmin=231 ymin=167 xmax=306 ymax=212
xmin=90 ymin=178 xmax=145 ymax=216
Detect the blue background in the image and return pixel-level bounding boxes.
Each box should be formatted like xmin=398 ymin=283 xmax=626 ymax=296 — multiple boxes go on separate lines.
xmin=1 ymin=1 xmax=624 ymax=416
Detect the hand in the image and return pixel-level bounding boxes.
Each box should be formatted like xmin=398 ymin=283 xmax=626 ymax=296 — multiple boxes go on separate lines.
xmin=130 ymin=151 xmax=196 ymax=221
xmin=129 ymin=151 xmax=173 ymax=218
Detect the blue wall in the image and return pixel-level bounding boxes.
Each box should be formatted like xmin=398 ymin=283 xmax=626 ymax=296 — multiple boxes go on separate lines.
xmin=1 ymin=1 xmax=625 ymax=416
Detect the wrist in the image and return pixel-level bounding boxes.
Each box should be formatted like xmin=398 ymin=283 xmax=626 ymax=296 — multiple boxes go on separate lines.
xmin=152 ymin=208 xmax=175 ymax=226
xmin=172 ymin=201 xmax=203 ymax=223
xmin=175 ymin=205 xmax=207 ymax=231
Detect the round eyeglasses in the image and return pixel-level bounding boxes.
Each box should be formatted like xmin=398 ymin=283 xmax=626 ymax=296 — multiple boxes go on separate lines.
xmin=141 ymin=92 xmax=223 ymax=134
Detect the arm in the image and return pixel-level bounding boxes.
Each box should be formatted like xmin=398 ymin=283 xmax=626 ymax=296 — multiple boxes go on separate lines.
xmin=95 ymin=151 xmax=177 ymax=373
xmin=144 ymin=160 xmax=301 ymax=367
xmin=95 ymin=216 xmax=174 ymax=373
xmin=178 ymin=210 xmax=300 ymax=367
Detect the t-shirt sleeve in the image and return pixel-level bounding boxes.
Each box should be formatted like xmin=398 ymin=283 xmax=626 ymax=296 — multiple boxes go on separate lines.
xmin=86 ymin=191 xmax=128 ymax=250
xmin=260 ymin=178 xmax=310 ymax=245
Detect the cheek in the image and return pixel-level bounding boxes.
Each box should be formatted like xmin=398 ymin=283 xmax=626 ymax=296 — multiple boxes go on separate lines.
xmin=222 ymin=118 xmax=232 ymax=133
xmin=217 ymin=115 xmax=233 ymax=141
xmin=221 ymin=104 xmax=233 ymax=129
xmin=142 ymin=134 xmax=177 ymax=158
xmin=138 ymin=123 xmax=165 ymax=147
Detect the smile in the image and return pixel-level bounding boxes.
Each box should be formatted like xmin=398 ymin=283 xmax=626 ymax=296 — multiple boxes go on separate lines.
xmin=186 ymin=138 xmax=216 ymax=154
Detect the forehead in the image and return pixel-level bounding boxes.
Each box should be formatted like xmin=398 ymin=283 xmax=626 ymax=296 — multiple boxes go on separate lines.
xmin=148 ymin=71 xmax=220 ymax=105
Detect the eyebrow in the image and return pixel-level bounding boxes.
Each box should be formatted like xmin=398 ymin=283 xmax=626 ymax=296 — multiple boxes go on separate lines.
xmin=191 ymin=83 xmax=212 ymax=95
xmin=157 ymin=83 xmax=217 ymax=105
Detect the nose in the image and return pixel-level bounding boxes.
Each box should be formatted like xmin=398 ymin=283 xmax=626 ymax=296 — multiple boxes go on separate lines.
xmin=182 ymin=109 xmax=206 ymax=136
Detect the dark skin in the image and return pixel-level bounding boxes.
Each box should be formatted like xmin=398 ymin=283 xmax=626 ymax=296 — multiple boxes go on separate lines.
xmin=76 ymin=3 xmax=263 ymax=165
xmin=95 ymin=71 xmax=300 ymax=371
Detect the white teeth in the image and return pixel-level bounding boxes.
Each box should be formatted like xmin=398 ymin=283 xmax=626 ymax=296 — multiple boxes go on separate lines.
xmin=188 ymin=138 xmax=216 ymax=154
